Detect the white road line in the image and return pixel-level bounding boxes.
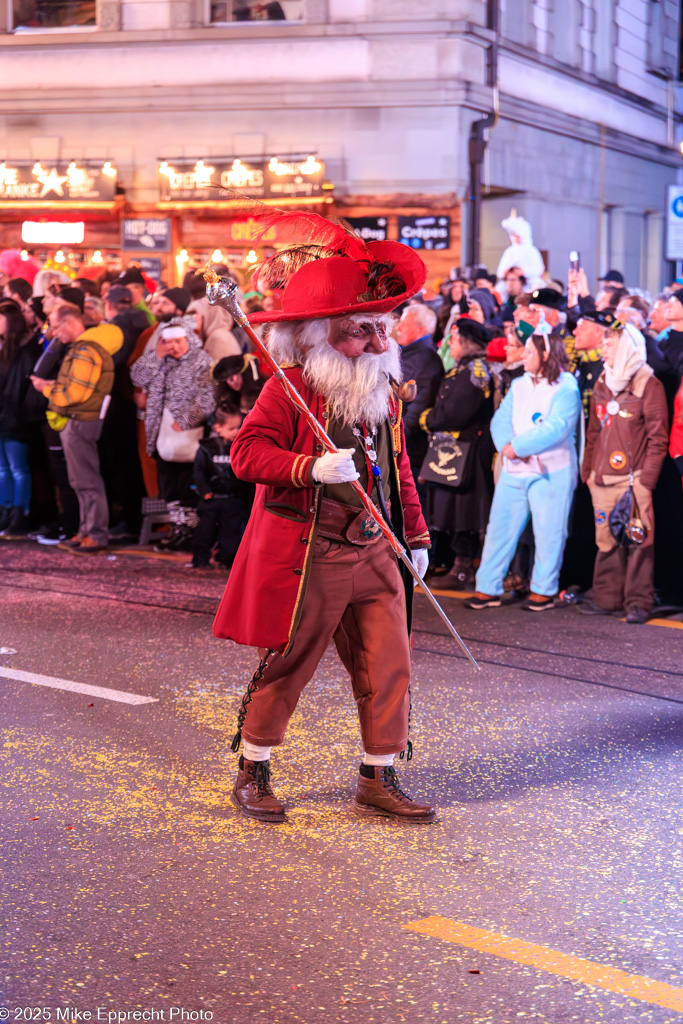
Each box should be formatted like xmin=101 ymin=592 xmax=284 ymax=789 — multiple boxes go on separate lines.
xmin=0 ymin=667 xmax=158 ymax=705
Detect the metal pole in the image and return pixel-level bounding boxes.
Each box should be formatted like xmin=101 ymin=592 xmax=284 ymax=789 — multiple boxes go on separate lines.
xmin=466 ymin=0 xmax=499 ymax=268
xmin=396 ymin=549 xmax=481 ymax=668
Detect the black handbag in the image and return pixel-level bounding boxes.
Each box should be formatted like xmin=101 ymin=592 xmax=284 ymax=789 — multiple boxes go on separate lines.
xmin=32 ymin=337 xmax=67 ymax=379
xmin=418 ymin=432 xmax=474 ymax=489
xmin=609 ymin=468 xmax=647 ymax=548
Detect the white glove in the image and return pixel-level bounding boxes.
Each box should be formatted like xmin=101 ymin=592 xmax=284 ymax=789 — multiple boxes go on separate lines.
xmin=411 ymin=547 xmax=429 ymax=580
xmin=311 ymin=448 xmax=360 ymax=485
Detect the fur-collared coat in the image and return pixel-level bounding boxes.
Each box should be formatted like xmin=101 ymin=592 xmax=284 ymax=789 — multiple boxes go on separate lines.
xmin=130 ymin=322 xmax=216 ymax=455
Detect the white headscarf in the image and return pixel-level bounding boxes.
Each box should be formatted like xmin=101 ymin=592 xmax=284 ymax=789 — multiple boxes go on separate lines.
xmin=604 ymin=323 xmax=650 ymax=395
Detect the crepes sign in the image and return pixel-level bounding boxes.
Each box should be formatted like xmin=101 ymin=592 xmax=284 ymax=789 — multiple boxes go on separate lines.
xmin=398 ymin=215 xmax=451 ymax=250
xmin=158 ymin=156 xmax=325 ymax=201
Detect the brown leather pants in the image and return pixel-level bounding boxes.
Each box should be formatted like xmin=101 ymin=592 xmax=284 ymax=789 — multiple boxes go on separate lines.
xmin=242 ymin=533 xmax=411 ymax=755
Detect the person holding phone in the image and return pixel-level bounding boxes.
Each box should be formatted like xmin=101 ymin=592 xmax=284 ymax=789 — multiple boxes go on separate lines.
xmin=567 ymin=248 xmax=597 ymax=318
xmin=31 ymin=306 xmax=124 ymax=554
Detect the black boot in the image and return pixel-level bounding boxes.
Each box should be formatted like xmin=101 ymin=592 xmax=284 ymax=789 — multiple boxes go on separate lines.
xmin=0 ymin=507 xmax=28 ymax=540
xmin=0 ymin=506 xmax=11 ymax=533
xmin=440 ymin=556 xmax=475 ymax=590
xmin=154 ymin=524 xmax=193 ymax=552
xmin=154 ymin=502 xmax=196 ymax=552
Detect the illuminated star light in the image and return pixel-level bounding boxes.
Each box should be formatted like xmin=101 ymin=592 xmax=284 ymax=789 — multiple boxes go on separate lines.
xmin=35 ymin=167 xmax=69 ymax=198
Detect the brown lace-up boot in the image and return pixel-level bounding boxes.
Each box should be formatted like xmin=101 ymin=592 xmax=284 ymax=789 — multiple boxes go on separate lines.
xmin=231 ymin=756 xmax=286 ymax=823
xmin=353 ymin=764 xmax=436 ymax=823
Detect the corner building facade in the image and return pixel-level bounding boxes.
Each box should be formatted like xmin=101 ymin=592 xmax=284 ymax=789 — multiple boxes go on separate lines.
xmin=0 ymin=0 xmax=680 ymax=290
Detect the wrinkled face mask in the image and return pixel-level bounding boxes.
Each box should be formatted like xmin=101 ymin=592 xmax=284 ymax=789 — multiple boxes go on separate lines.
xmin=326 ymin=314 xmax=391 ymax=358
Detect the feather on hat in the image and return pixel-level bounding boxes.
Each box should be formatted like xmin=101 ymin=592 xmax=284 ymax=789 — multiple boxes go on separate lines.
xmin=237 ymin=208 xmax=426 ymax=323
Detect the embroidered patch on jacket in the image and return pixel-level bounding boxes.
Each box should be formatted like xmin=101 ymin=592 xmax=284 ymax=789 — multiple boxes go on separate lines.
xmin=608 ymin=450 xmax=626 ymax=470
xmin=469 ymin=359 xmax=490 ymax=392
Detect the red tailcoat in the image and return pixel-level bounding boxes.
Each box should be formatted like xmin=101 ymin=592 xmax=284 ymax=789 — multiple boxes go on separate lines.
xmin=213 ymin=366 xmax=430 ymax=655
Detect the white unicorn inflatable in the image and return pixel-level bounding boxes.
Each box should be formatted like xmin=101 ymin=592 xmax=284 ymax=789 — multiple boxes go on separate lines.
xmin=496 ymin=210 xmax=546 ymax=291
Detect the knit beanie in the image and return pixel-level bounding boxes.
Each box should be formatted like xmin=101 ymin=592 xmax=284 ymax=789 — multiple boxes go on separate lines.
xmin=467 ymin=287 xmax=497 ymax=323
xmin=162 ymin=287 xmax=191 ymax=313
xmin=59 ymin=286 xmax=85 ymax=313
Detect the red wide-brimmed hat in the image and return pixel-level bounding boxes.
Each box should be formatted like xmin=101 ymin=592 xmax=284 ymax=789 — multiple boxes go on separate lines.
xmin=243 ymin=212 xmax=427 ymax=324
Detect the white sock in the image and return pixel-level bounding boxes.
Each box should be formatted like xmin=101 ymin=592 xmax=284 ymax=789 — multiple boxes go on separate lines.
xmin=243 ymin=741 xmax=272 ymax=762
xmin=363 ymin=752 xmax=395 ymax=766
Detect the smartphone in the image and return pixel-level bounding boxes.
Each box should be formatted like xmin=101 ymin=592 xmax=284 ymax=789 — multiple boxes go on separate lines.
xmin=569 ymin=250 xmax=580 ymax=272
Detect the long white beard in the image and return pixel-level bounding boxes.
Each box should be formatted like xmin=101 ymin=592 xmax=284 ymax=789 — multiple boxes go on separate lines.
xmin=266 ymin=317 xmax=402 ymax=429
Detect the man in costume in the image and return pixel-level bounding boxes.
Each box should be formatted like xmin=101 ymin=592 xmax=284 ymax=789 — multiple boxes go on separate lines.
xmin=212 ymin=223 xmax=435 ymax=825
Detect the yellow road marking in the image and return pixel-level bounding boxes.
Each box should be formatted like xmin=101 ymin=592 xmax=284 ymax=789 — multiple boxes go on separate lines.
xmin=615 ymin=616 xmax=683 ymax=630
xmin=404 ymin=917 xmax=683 ymax=1012
xmin=113 ymin=548 xmax=192 ymax=562
xmin=428 ymin=589 xmax=474 ymax=601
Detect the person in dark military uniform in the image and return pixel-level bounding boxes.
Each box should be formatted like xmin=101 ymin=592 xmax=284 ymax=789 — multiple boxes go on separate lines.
xmin=420 ymin=318 xmax=495 ymax=589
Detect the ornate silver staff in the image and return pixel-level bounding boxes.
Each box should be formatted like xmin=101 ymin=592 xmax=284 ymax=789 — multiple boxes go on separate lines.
xmin=203 ymin=269 xmax=480 ymax=671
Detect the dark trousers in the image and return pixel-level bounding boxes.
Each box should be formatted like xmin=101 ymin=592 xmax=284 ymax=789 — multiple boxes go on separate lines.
xmin=560 ymin=480 xmax=597 ymax=591
xmin=510 ymin=521 xmax=535 ymax=582
xmin=653 ymin=456 xmax=683 ymax=604
xmin=154 ymin=457 xmax=195 ymax=506
xmin=192 ymin=496 xmax=246 ymax=566
xmin=99 ymin=398 xmax=145 ymax=530
xmin=41 ymin=423 xmax=79 ymax=534
xmin=452 ymin=530 xmax=480 ymax=559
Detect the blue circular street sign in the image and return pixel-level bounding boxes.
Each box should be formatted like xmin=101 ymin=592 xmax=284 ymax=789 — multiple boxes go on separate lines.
xmin=672 ymin=196 xmax=683 ymax=218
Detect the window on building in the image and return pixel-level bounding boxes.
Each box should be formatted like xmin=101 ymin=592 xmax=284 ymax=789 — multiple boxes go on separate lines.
xmin=645 ymin=0 xmax=676 ymax=79
xmin=499 ymin=0 xmax=533 ymax=46
xmin=12 ymin=0 xmax=95 ymax=28
xmin=549 ymin=0 xmax=582 ymax=68
xmin=210 ymin=0 xmax=303 ymax=22
xmin=592 ymin=0 xmax=616 ymax=81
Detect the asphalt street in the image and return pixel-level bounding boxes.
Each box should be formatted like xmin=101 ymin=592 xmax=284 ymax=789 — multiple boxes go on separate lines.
xmin=2 ymin=541 xmax=683 ymax=1024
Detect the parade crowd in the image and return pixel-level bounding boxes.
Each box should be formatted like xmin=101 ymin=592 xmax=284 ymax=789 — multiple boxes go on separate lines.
xmin=1 ymin=253 xmax=682 ymax=622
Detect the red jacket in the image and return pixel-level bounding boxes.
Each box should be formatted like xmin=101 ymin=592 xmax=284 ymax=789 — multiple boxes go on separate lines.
xmin=670 ymin=382 xmax=683 ymax=461
xmin=213 ymin=367 xmax=429 ymax=655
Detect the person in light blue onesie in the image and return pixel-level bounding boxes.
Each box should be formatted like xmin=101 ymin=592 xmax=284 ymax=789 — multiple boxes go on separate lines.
xmin=466 ymin=327 xmax=582 ymax=612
